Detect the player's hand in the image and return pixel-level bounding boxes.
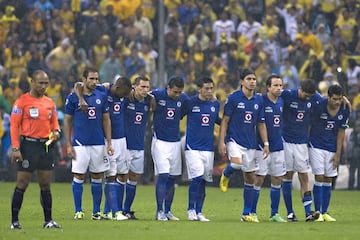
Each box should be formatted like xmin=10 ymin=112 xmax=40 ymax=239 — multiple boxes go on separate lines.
xmin=218 ymin=142 xmax=227 ymax=157
xmin=331 ymin=153 xmax=341 ymax=169
xmin=211 ymin=93 xmax=217 ymax=102
xmin=107 ymin=144 xmax=114 ymax=156
xmin=128 ymin=89 xmax=135 ymax=102
xmin=342 ymin=96 xmax=351 ymax=111
xmin=11 ymin=151 xmax=23 ymax=164
xmin=263 ymin=145 xmax=270 ymax=159
xmin=67 ymin=145 xmax=76 ymax=159
xmin=79 ymin=98 xmax=88 ymax=112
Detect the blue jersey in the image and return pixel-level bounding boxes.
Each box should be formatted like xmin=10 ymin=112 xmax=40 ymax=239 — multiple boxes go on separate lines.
xmin=185 ymin=95 xmax=221 ymax=151
xmin=281 ymin=90 xmax=322 ymax=144
xmin=64 ymin=89 xmax=109 ymax=146
xmin=309 ymin=99 xmax=349 ymax=152
xmin=223 ymin=89 xmax=265 ymax=149
xmin=96 ymin=85 xmax=126 ymax=139
xmin=152 ymin=88 xmax=189 ymax=142
xmin=124 ymin=96 xmax=151 ymax=150
xmin=257 ymin=94 xmax=284 ymax=152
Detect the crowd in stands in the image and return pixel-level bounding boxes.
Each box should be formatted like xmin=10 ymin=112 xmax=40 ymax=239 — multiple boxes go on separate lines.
xmin=0 ymin=0 xmax=359 ymax=185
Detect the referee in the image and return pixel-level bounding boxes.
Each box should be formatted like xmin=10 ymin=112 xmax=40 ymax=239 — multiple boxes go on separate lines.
xmin=10 ymin=70 xmax=61 ymax=229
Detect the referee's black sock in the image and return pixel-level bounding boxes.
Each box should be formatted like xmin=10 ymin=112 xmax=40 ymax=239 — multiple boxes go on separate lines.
xmin=11 ymin=187 xmax=25 ymax=223
xmin=41 ymin=190 xmax=52 ymax=222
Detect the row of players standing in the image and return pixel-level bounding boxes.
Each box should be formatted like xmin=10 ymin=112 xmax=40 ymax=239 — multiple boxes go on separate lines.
xmin=9 ymin=67 xmax=349 ymax=228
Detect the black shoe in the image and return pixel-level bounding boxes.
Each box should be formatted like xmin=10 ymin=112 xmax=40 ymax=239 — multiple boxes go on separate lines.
xmin=43 ymin=220 xmax=61 ymax=228
xmin=306 ymin=211 xmax=320 ymax=222
xmin=10 ymin=221 xmax=22 ymax=229
xmin=123 ymin=211 xmax=138 ymax=220
xmin=287 ymin=212 xmax=298 ymax=222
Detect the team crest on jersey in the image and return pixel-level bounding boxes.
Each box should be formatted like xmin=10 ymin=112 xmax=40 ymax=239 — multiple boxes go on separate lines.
xmin=135 ymin=112 xmax=143 ymax=124
xmin=265 ymin=106 xmax=273 ymax=113
xmin=211 ymin=106 xmax=215 ymax=112
xmin=338 ymin=115 xmax=343 ymax=120
xmin=113 ymin=102 xmax=121 ymax=113
xmin=166 ymin=108 xmax=175 ymax=119
xmin=192 ymin=106 xmax=200 ymax=112
xmin=96 ymin=99 xmax=101 ymax=104
xmin=307 ymin=102 xmax=312 ymax=108
xmin=12 ymin=105 xmax=22 ymax=114
xmin=237 ymin=102 xmax=245 ymax=109
xmin=280 ymin=106 xmax=283 ymax=112
xmin=177 ymin=101 xmax=182 ymax=107
xmin=88 ymin=106 xmax=96 ymax=119
xmin=201 ymin=114 xmax=210 ymax=126
xmin=158 ymin=100 xmax=166 ymax=106
xmin=254 ymin=104 xmax=259 ymax=110
xmin=244 ymin=111 xmax=253 ymax=123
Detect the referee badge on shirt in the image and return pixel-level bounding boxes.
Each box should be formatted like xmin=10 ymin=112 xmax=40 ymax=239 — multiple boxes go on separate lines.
xmin=29 ymin=107 xmax=39 ymax=118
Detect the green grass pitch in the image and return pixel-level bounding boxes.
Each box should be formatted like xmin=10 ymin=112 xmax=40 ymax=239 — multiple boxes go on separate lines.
xmin=0 ymin=182 xmax=359 ymax=240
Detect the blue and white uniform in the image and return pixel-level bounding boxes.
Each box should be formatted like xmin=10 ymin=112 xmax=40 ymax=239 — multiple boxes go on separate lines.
xmin=281 ymin=90 xmax=322 ymax=172
xmin=224 ymin=88 xmax=265 ymax=172
xmin=185 ymin=95 xmax=221 ymax=182
xmin=65 ymin=88 xmax=110 ymax=174
xmin=309 ymin=99 xmax=349 ymax=177
xmin=124 ymin=96 xmax=151 ymax=174
xmin=151 ymin=88 xmax=189 ymax=175
xmin=255 ymin=94 xmax=286 ymax=177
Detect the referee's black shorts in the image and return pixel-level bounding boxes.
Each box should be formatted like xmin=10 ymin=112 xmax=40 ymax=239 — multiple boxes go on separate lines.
xmin=17 ymin=137 xmax=56 ymax=172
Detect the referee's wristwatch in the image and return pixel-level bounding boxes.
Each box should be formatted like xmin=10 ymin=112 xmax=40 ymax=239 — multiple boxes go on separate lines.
xmin=12 ymin=148 xmax=20 ymax=152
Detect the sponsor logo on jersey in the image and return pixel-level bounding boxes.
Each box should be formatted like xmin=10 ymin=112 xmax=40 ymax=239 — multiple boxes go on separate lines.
xmin=192 ymin=106 xmax=200 ymax=112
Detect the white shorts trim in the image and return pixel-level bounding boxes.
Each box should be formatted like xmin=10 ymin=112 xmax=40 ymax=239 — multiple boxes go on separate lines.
xmin=283 ymin=142 xmax=311 ymax=173
xmin=72 ymin=145 xmax=110 ymax=174
xmin=185 ymin=150 xmax=214 ymax=182
xmin=151 ymin=137 xmax=182 ymax=175
xmin=226 ymin=141 xmax=258 ymax=172
xmin=309 ymin=147 xmax=337 ymax=177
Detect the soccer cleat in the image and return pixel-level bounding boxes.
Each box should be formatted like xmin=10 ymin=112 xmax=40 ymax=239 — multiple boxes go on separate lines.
xmin=165 ymin=211 xmax=180 ymax=221
xmin=251 ymin=213 xmax=260 ymax=223
xmin=10 ymin=221 xmax=22 ymax=230
xmin=323 ymin=213 xmax=336 ymax=222
xmin=219 ymin=173 xmax=229 ymax=192
xmin=287 ymin=212 xmax=298 ymax=222
xmin=74 ymin=211 xmax=84 ymax=220
xmin=197 ymin=213 xmax=210 ymax=222
xmin=305 ymin=211 xmax=320 ymax=222
xmin=187 ymin=209 xmax=198 ymax=221
xmin=156 ymin=210 xmax=168 ymax=221
xmin=315 ymin=213 xmax=324 ymax=222
xmin=43 ymin=220 xmax=61 ymax=228
xmin=269 ymin=213 xmax=287 ymax=222
xmin=123 ymin=211 xmax=138 ymax=220
xmin=103 ymin=212 xmax=113 ymax=220
xmin=241 ymin=215 xmax=258 ymax=222
xmin=92 ymin=212 xmax=106 ymax=220
xmin=114 ymin=211 xmax=128 ymax=221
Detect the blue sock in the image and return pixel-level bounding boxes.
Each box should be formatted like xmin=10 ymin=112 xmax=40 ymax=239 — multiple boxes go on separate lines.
xmin=156 ymin=173 xmax=168 ymax=212
xmin=282 ymin=180 xmax=294 ymax=215
xmin=313 ymin=181 xmax=323 ymax=212
xmin=196 ymin=179 xmax=206 ymax=214
xmin=243 ymin=184 xmax=254 ymax=216
xmin=115 ymin=179 xmax=125 ymax=212
xmin=72 ymin=178 xmax=84 ymax=213
xmin=165 ymin=175 xmax=176 ymax=213
xmin=251 ymin=186 xmax=261 ymax=214
xmin=103 ymin=182 xmax=110 ymax=214
xmin=123 ymin=181 xmax=137 ymax=213
xmin=108 ymin=182 xmax=119 ymax=214
xmin=91 ymin=179 xmax=103 ymax=214
xmin=270 ymin=184 xmax=281 ymax=216
xmin=188 ymin=176 xmax=201 ymax=210
xmin=223 ymin=164 xmax=234 ymax=177
xmin=303 ymin=191 xmax=312 ymax=217
xmin=322 ymin=183 xmax=332 ymax=213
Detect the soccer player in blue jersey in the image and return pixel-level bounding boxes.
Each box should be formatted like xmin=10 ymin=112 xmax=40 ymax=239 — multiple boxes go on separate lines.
xmin=151 ymin=76 xmax=189 ymax=221
xmin=309 ymin=85 xmax=349 ymax=222
xmin=218 ymin=69 xmax=269 ymax=222
xmin=64 ymin=68 xmax=114 ymax=220
xmin=185 ymin=77 xmax=221 ymax=222
xmin=281 ymin=79 xmax=322 ymax=222
xmin=75 ymin=76 xmax=132 ymax=221
xmin=118 ymin=75 xmax=151 ymax=220
xmin=251 ymin=75 xmax=287 ymax=223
